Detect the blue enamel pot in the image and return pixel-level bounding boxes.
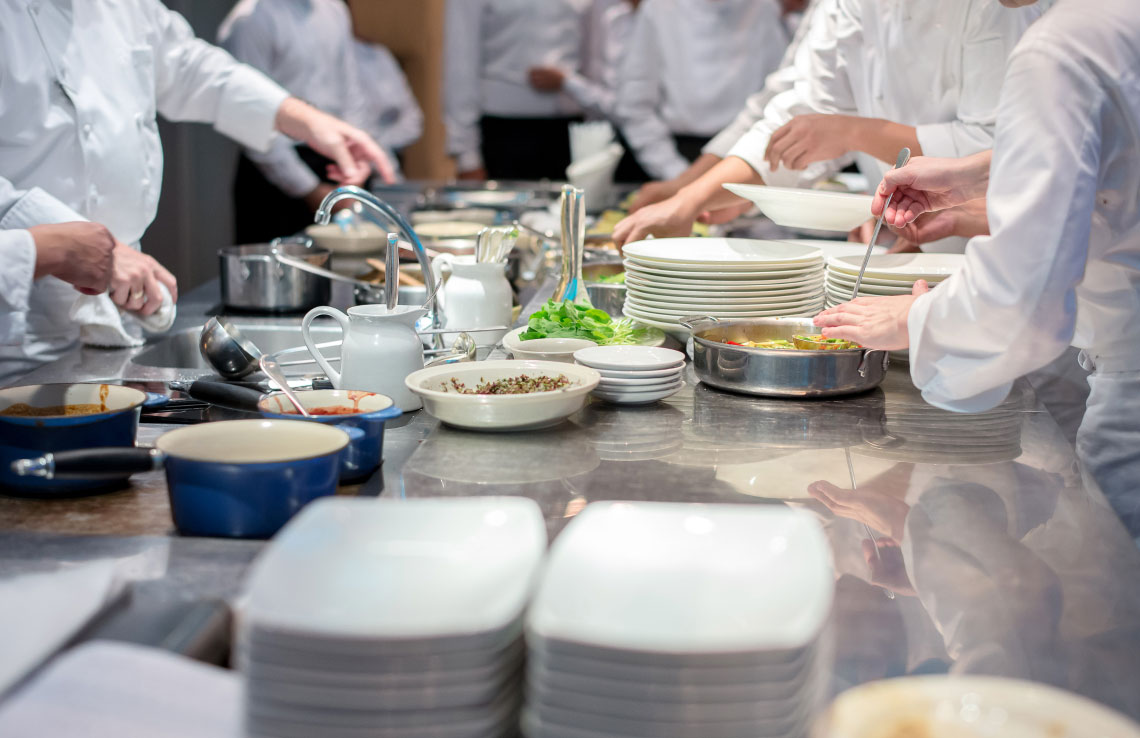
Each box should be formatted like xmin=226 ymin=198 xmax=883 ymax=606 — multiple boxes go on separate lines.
xmin=0 ymin=383 xmax=147 ymax=496
xmin=257 ymin=390 xmax=403 ymax=482
xmin=11 ymin=419 xmax=348 ymax=539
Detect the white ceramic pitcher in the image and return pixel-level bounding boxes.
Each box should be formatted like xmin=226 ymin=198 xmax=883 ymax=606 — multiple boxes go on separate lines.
xmin=302 ymin=304 xmax=427 ymax=411
xmin=431 ymin=254 xmax=512 ymax=347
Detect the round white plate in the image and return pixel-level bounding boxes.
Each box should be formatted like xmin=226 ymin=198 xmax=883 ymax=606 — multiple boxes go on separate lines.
xmin=624 ymin=305 xmax=823 ymax=326
xmin=625 ymin=299 xmax=825 ymax=319
xmin=626 ymin=287 xmax=822 ymax=306
xmin=591 ymin=384 xmax=683 ymax=405
xmin=723 ymin=183 xmax=874 ymax=232
xmin=502 ymin=325 xmax=666 ymax=351
xmin=625 ymin=260 xmax=823 ymax=279
xmin=624 ymin=272 xmax=823 ymax=290
xmin=573 ymin=345 xmax=686 ymax=371
xmin=826 ymin=271 xmax=948 ymax=288
xmin=826 ymin=286 xmax=911 ymax=301
xmin=625 ymin=257 xmax=823 ymax=275
xmin=597 ymin=373 xmax=684 ymax=388
xmin=623 ymin=238 xmax=824 ymax=266
xmin=592 ymin=363 xmax=686 ymax=379
xmin=625 ymin=281 xmax=821 ymax=299
xmin=780 ymin=240 xmax=888 ymax=260
xmin=826 ymin=252 xmax=965 ymax=279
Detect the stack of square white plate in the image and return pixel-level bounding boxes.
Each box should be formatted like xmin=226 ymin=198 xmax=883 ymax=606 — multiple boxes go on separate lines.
xmin=824 ymin=253 xmax=965 ymax=307
xmin=237 ymin=497 xmax=547 ymax=738
xmin=620 ymin=238 xmax=826 ymax=338
xmin=524 ymin=502 xmax=835 ymax=738
xmin=574 ymin=345 xmax=687 ymax=405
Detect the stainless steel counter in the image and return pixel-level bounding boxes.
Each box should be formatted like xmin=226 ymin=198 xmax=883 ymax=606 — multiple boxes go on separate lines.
xmin=3 ymin=279 xmax=1140 ymax=723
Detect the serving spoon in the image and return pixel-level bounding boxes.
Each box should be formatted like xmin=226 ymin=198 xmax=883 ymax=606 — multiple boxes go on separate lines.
xmin=850 ymin=148 xmax=911 ymax=300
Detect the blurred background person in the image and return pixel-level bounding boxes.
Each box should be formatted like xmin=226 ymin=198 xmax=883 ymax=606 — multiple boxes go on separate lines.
xmin=444 ymin=0 xmax=591 ymax=181
xmin=613 ymin=0 xmax=789 ymax=182
xmin=350 ymin=36 xmax=424 ymax=181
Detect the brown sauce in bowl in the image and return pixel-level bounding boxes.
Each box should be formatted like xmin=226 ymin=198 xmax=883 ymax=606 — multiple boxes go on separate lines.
xmin=0 ymin=403 xmax=105 ymax=417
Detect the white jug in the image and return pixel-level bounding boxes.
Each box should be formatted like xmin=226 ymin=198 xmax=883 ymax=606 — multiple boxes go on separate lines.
xmin=431 ymin=254 xmax=512 ymax=347
xmin=301 ymin=304 xmax=427 ymax=411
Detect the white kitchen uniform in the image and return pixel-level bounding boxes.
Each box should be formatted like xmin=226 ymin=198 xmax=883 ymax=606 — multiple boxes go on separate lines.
xmin=907 ymin=0 xmax=1140 ymax=538
xmin=703 ymin=0 xmax=827 ymax=159
xmin=726 ymin=0 xmax=1041 ymax=201
xmin=351 ymin=40 xmax=423 ymax=178
xmin=218 ymin=0 xmax=359 ymax=198
xmin=0 ymin=230 xmax=37 ymax=348
xmin=443 ymin=0 xmax=591 ymax=173
xmin=615 ymin=0 xmax=788 ymax=180
xmin=562 ymin=0 xmax=636 ymax=121
xmin=0 ymin=0 xmax=288 ymax=386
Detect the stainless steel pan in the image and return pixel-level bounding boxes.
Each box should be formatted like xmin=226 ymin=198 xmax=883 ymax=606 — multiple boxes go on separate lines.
xmin=680 ymin=316 xmax=889 ymax=398
xmin=218 ymin=236 xmax=331 ymax=313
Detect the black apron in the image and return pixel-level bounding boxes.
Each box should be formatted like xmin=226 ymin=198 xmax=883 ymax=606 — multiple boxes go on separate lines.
xmin=233 ymin=145 xmax=334 ymax=245
xmin=479 ymin=114 xmax=583 ymax=181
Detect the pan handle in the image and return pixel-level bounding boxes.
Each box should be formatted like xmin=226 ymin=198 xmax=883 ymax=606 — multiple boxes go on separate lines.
xmin=857 ymin=349 xmax=891 ymax=378
xmin=678 ymin=315 xmax=719 ymax=330
xmin=12 ymin=448 xmax=164 ymax=480
xmin=186 ymin=380 xmax=265 ymax=412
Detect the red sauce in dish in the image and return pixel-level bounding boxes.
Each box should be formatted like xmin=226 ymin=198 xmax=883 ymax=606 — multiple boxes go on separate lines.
xmin=282 ymin=406 xmax=363 ymax=416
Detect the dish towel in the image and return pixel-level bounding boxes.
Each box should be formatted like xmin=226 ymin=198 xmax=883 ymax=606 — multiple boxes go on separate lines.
xmin=69 ymin=284 xmax=176 ymax=348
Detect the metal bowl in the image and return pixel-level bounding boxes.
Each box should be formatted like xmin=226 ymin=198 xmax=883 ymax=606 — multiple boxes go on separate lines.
xmin=682 ymin=316 xmax=888 ymax=398
xmin=583 ymin=262 xmax=626 ymax=317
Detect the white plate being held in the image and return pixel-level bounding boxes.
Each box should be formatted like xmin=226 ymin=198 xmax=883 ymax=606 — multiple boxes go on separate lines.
xmin=723 ymin=184 xmax=874 ymax=232
xmin=573 ymin=345 xmax=686 ymax=371
xmin=405 ymin=360 xmax=601 ymax=431
xmin=623 ymin=238 xmax=824 ymax=266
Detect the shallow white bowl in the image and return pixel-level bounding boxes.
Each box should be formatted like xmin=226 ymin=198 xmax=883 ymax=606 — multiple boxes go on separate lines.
xmin=593 ymin=363 xmax=686 ymax=379
xmin=305 ymin=223 xmax=387 ymax=254
xmin=573 ymin=346 xmax=686 ymax=372
xmin=405 ymin=360 xmax=600 ymax=431
xmin=507 ymin=338 xmax=597 ymax=363
xmin=592 ymin=381 xmax=684 ymax=404
xmin=723 ymin=184 xmax=874 ymax=232
xmin=826 ymin=252 xmax=965 ymax=279
xmin=596 ymin=373 xmax=684 ymax=388
xmin=623 ymin=238 xmax=823 ymax=266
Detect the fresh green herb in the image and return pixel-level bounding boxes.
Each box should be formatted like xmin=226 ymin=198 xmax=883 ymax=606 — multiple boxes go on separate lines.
xmin=588 ymin=272 xmax=626 ymax=284
xmin=519 ymin=299 xmax=647 ymax=345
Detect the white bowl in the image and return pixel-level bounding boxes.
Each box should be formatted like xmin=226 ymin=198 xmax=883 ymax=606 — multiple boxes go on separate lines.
xmin=723 ymin=184 xmax=874 ymax=232
xmin=573 ymin=345 xmax=686 ymax=371
xmin=507 ymin=338 xmax=597 ymax=363
xmin=405 ymin=360 xmax=601 ymax=431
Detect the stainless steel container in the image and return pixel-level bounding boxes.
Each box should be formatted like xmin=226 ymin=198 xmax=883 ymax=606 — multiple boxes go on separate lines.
xmin=583 ymin=262 xmax=626 ymax=317
xmin=682 ymin=316 xmax=889 ymax=398
xmin=218 ymin=237 xmax=331 ymax=313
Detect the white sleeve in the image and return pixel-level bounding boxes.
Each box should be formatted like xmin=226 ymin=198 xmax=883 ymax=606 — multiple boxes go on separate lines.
xmin=443 ymin=0 xmax=485 ymax=171
xmin=141 ymin=0 xmax=289 ymax=154
xmin=0 ymin=229 xmax=37 ymax=346
xmin=563 ymin=71 xmax=617 ymax=120
xmin=908 ymin=45 xmax=1103 ymax=412
xmin=613 ymin=9 xmax=688 ymax=180
xmin=914 ymin=0 xmax=1039 ymax=159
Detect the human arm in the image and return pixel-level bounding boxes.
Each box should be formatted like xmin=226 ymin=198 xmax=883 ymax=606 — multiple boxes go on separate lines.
xmin=628 ymin=154 xmax=722 ymax=213
xmin=443 ymin=0 xmax=486 ymax=176
xmin=765 ymin=114 xmax=921 ymax=172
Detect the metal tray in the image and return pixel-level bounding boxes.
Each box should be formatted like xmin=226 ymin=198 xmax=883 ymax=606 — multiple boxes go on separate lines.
xmin=681 ymin=316 xmax=889 ymax=398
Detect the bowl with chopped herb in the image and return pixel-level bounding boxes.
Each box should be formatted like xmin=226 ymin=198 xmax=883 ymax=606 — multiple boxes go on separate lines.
xmin=405 ymin=360 xmax=601 ymax=431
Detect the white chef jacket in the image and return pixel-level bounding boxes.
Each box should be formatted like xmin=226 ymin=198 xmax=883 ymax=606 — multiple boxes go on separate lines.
xmin=726 ymin=0 xmax=1042 ymax=192
xmin=351 ymin=40 xmax=423 ymax=177
xmin=444 ymin=0 xmax=592 ymax=172
xmin=562 ymin=0 xmax=636 ymax=121
xmin=615 ymin=0 xmax=789 ymax=180
xmin=0 ymin=0 xmax=288 ymax=384
xmin=703 ymin=0 xmax=826 ymax=159
xmin=0 ymin=230 xmax=36 ymax=347
xmin=218 ymin=0 xmax=361 ymax=198
xmin=908 ymin=0 xmax=1140 ymax=411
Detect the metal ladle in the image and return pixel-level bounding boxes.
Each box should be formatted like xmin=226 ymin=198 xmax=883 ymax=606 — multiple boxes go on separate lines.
xmin=199 ymin=317 xmax=262 ymax=380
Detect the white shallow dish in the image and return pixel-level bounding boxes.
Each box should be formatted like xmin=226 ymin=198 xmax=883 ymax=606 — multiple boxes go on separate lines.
xmin=406 ymin=360 xmax=601 ymax=431
xmin=591 ymin=384 xmax=683 ymax=405
xmin=723 ymin=184 xmax=874 ymax=232
xmin=625 ymin=297 xmax=824 ymax=318
xmin=507 ymin=338 xmax=597 ymax=363
xmin=624 ymin=257 xmax=823 ymax=275
xmin=527 ymin=503 xmax=833 ymax=654
xmin=826 ymin=252 xmax=965 ymax=279
xmin=305 ymin=222 xmax=387 ymax=254
xmin=626 ymin=288 xmax=822 ymax=307
xmin=573 ymin=346 xmax=686 ymax=372
xmin=624 ymin=271 xmax=823 ymax=289
xmin=593 ymin=363 xmax=685 ymax=379
xmin=625 ymin=261 xmax=821 ymax=280
xmin=622 ymin=238 xmax=824 ymax=266
xmin=596 ymin=373 xmax=684 ymax=388
xmin=826 ymin=270 xmax=949 ymax=288
xmin=625 ymin=282 xmax=820 ymax=299
xmin=624 ymin=304 xmax=824 ymax=326
xmin=502 ymin=326 xmax=667 ymax=352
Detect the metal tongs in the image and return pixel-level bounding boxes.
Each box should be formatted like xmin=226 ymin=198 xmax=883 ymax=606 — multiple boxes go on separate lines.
xmin=850 ymin=148 xmax=911 ymax=299
xmin=551 ymin=185 xmax=591 ymax=306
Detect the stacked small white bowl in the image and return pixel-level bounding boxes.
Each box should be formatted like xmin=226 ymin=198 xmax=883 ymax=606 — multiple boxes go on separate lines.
xmin=621 ymin=238 xmax=826 ymax=340
xmin=824 ymin=253 xmax=965 ymax=307
xmin=574 ymin=345 xmax=686 ymax=405
xmin=524 ymin=502 xmax=835 ymax=738
xmin=237 ymin=497 xmax=546 ymax=738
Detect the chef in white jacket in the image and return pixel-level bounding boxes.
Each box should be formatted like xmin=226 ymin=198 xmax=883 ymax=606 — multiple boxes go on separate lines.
xmin=351 ymin=39 xmax=423 ymax=179
xmin=814 ymin=0 xmax=1140 ymax=540
xmin=443 ymin=0 xmax=591 ymax=181
xmin=0 ymin=0 xmax=393 ymax=385
xmin=613 ymin=0 xmax=1042 ymax=247
xmin=614 ymin=0 xmax=788 ymax=181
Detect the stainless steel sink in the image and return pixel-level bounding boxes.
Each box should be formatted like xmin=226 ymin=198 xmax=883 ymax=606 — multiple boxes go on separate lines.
xmin=132 ymin=323 xmax=341 ymax=372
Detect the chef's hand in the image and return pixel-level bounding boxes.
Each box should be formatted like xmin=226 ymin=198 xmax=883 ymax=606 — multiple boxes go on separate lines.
xmin=110 ymin=242 xmax=178 ymax=316
xmin=862 ymin=538 xmax=916 ymax=597
xmin=696 ymin=199 xmax=752 ymax=225
xmin=812 ymin=280 xmax=930 ymax=350
xmin=29 ymin=222 xmax=115 ymax=295
xmin=888 ymin=201 xmax=990 ymax=244
xmin=528 ymin=66 xmax=566 ymax=92
xmin=612 ymin=196 xmax=696 ymax=246
xmin=873 ymin=152 xmax=992 ymax=227
xmin=630 ymin=180 xmax=683 ymax=213
xmin=275 ymin=97 xmax=396 ymax=186
xmin=765 ymin=114 xmax=855 ymax=171
xmin=458 ymin=167 xmax=488 ymax=181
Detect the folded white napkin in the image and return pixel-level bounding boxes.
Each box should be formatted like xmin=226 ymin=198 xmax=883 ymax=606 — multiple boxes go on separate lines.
xmin=70 ymin=283 xmax=176 ymax=348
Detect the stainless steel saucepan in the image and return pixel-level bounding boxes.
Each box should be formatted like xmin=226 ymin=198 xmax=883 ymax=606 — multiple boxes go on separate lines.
xmin=218 ymin=236 xmax=331 ymax=313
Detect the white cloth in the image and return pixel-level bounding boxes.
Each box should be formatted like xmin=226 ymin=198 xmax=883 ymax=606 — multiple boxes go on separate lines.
xmin=0 ymin=230 xmax=37 ymax=348
xmin=218 ymin=0 xmax=361 ymax=198
xmin=444 ymin=0 xmax=591 ymax=172
xmin=562 ymin=0 xmax=635 ymax=121
xmin=70 ymin=283 xmax=176 ymax=349
xmin=726 ymin=0 xmax=1041 ymax=190
xmin=0 ymin=0 xmax=289 ymax=382
xmin=703 ymin=0 xmax=827 ymax=159
xmin=351 ymin=40 xmax=423 ymax=176
xmin=615 ymin=0 xmax=789 ymax=180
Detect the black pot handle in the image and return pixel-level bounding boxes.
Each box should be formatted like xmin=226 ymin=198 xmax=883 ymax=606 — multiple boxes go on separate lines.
xmin=11 ymin=447 xmax=164 ymax=480
xmin=187 ymin=380 xmax=265 ymax=412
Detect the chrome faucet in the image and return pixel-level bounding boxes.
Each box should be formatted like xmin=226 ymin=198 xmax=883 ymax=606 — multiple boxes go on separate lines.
xmin=314 ymin=185 xmax=442 ymax=343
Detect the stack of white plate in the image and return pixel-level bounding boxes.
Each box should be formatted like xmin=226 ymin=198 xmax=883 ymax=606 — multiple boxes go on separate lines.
xmin=824 ymin=253 xmax=965 ymax=307
xmin=524 ymin=502 xmax=835 ymax=738
xmin=620 ymin=238 xmax=826 ymax=337
xmin=237 ymin=497 xmax=546 ymax=738
xmin=574 ymin=345 xmax=686 ymax=405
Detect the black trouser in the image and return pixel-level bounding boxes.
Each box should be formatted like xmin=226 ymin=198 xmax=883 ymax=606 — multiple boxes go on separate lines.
xmin=479 ymin=115 xmax=583 ymax=181
xmin=233 ymin=146 xmax=334 ymax=245
xmin=672 ymin=134 xmax=713 ymax=165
